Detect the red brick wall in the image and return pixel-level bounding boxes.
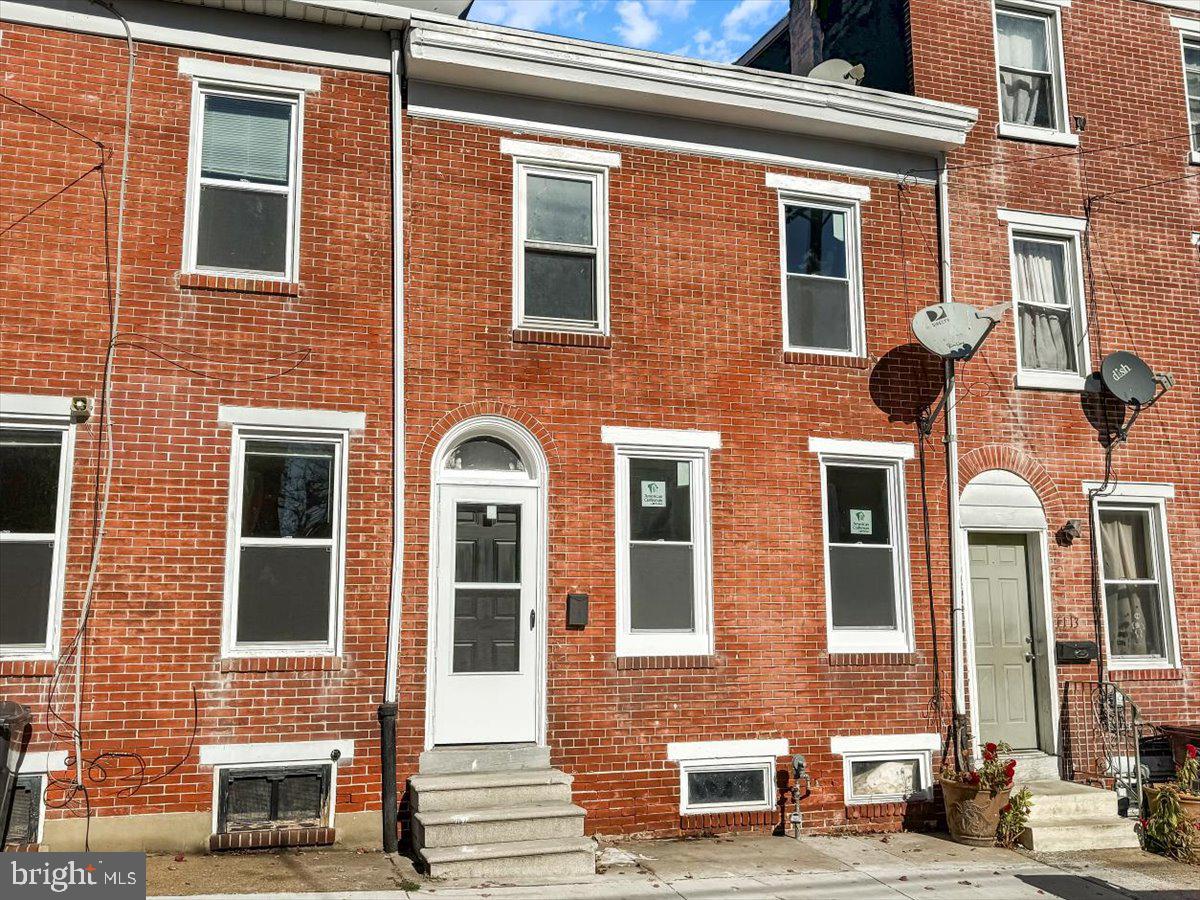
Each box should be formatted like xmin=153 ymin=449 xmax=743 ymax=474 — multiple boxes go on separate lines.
xmin=1 ymin=24 xmax=394 ymax=827
xmin=398 ymin=117 xmax=957 ymax=836
xmin=906 ymin=0 xmax=1200 ymax=722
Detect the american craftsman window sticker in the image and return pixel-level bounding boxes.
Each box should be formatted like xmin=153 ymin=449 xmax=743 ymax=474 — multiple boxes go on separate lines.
xmin=850 ymin=508 xmax=872 ymax=536
xmin=641 ymin=480 xmax=667 ymax=507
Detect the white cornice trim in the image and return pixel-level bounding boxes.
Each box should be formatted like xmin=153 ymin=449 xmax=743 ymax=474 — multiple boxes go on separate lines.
xmin=831 ymin=733 xmax=940 ymax=755
xmin=765 ymin=172 xmax=871 ymax=202
xmin=667 ymin=738 xmax=789 ymax=761
xmin=601 ymin=425 xmax=722 ymax=450
xmin=998 ymin=208 xmax=1088 ymax=233
xmin=406 ymin=17 xmax=977 ymax=154
xmin=199 ymin=739 xmax=355 ymax=767
xmin=808 ymin=437 xmax=915 ymax=460
xmin=178 ymin=57 xmax=322 ymax=92
xmin=1170 ymin=15 xmax=1200 ymax=34
xmin=1083 ymin=482 xmax=1175 ymax=500
xmin=217 ymin=405 xmax=366 ymax=431
xmin=1 ymin=393 xmax=76 ymax=421
xmin=499 ymin=138 xmax=620 ymax=168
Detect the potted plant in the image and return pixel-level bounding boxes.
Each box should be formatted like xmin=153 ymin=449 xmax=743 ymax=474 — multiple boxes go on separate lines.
xmin=1139 ymin=783 xmax=1199 ymax=862
xmin=1145 ymin=743 xmax=1200 ymax=826
xmin=940 ymin=741 xmax=1017 ymax=846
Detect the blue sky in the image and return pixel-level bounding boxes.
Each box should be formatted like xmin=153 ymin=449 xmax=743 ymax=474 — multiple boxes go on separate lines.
xmin=468 ymin=0 xmax=787 ymax=63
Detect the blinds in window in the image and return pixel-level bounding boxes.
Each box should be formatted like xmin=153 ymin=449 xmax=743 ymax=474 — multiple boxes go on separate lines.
xmin=201 ymin=95 xmax=292 ymax=185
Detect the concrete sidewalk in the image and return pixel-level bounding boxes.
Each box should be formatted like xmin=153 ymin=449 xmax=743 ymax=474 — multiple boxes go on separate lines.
xmin=153 ymin=832 xmax=1200 ymax=899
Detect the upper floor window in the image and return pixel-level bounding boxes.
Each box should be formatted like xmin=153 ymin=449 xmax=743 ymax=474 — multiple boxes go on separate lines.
xmin=503 ymin=140 xmax=619 ymax=336
xmin=179 ymin=58 xmax=320 ymax=282
xmin=1184 ymin=36 xmax=1200 ymax=161
xmin=769 ymin=174 xmax=869 ymax=358
xmin=994 ymin=2 xmax=1074 ymax=145
xmin=1000 ymin=209 xmax=1089 ymax=391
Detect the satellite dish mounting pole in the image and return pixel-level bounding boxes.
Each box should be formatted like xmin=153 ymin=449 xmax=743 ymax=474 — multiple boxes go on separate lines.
xmin=943 ymin=356 xmax=969 ymax=769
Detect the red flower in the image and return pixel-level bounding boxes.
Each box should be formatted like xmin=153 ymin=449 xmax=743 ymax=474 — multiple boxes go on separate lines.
xmin=985 ymin=742 xmax=998 ymax=754
xmin=1187 ymin=744 xmax=1197 ymax=759
xmin=1139 ymin=817 xmax=1148 ymax=829
xmin=1001 ymin=803 xmax=1012 ymax=814
xmin=983 ymin=750 xmax=995 ymax=761
xmin=965 ymin=771 xmax=981 ymax=786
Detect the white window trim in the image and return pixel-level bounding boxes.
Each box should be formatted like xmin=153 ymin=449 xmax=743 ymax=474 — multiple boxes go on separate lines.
xmin=1091 ymin=494 xmax=1181 ymax=671
xmin=608 ymin=428 xmax=717 ymax=658
xmin=1180 ymin=32 xmax=1200 ymax=164
xmin=177 ymin=57 xmax=322 ymax=93
xmin=993 ymin=1 xmax=1075 ymax=145
xmin=217 ymin=405 xmax=366 ymax=432
xmin=764 ymin=172 xmax=871 ymax=202
xmin=221 ymin=423 xmax=351 ymax=658
xmin=199 ymin=739 xmax=354 ymax=766
xmin=500 ymin=138 xmax=621 ymax=169
xmin=774 ymin=187 xmax=867 ymax=358
xmin=181 ymin=76 xmax=305 ymax=283
xmin=1082 ymin=481 xmax=1175 ymax=500
xmin=1 ymin=402 xmax=75 ymax=661
xmin=831 ymin=733 xmax=938 ymax=805
xmin=510 ymin=157 xmax=611 ymax=335
xmin=668 ymin=739 xmax=787 ymax=815
xmin=1168 ymin=13 xmax=1200 ymax=30
xmin=811 ymin=442 xmax=914 ymax=654
xmin=1003 ymin=216 xmax=1090 ymax=391
xmin=209 ymin=758 xmax=339 ymax=834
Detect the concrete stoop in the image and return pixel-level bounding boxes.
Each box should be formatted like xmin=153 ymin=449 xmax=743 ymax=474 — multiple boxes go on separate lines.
xmin=411 ymin=745 xmax=596 ymax=879
xmin=1019 ymin=779 xmax=1141 ymax=852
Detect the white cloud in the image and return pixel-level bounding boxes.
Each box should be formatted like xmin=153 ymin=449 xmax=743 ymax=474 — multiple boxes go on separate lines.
xmin=615 ymin=0 xmax=660 ymax=47
xmin=677 ymin=0 xmax=785 ymax=62
xmin=722 ymin=0 xmax=781 ymax=34
xmin=471 ymin=0 xmax=586 ymax=32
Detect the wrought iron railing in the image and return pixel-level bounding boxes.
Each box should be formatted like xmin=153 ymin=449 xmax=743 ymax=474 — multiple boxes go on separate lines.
xmin=1060 ymin=679 xmax=1145 ymax=817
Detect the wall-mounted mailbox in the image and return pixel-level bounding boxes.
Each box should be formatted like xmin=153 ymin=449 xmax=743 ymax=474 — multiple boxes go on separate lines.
xmin=566 ymin=593 xmax=589 ymax=629
xmin=1055 ymin=640 xmax=1098 ymax=665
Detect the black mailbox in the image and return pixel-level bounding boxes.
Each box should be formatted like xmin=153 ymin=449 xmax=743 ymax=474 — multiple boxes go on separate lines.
xmin=566 ymin=593 xmax=589 ymax=629
xmin=1055 ymin=640 xmax=1098 ymax=664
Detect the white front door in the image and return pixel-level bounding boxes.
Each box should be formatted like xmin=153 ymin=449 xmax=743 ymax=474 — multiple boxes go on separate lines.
xmin=432 ymin=483 xmax=539 ymax=745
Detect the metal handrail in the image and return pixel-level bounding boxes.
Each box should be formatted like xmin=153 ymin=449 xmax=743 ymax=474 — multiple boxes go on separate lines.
xmin=1060 ymin=679 xmax=1145 ymax=817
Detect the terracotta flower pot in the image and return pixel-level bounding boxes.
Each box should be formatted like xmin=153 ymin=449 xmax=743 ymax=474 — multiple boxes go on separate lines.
xmin=1145 ymin=784 xmax=1200 ymax=825
xmin=941 ymin=778 xmax=1012 ymax=847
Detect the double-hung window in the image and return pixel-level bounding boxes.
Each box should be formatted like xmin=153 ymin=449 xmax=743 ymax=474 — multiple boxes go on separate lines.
xmin=770 ymin=174 xmax=868 ymax=357
xmin=994 ymin=2 xmax=1073 ymax=144
xmin=1093 ymin=489 xmax=1179 ymax=670
xmin=0 ymin=400 xmax=74 ymax=659
xmin=1183 ymin=35 xmax=1200 ymax=162
xmin=504 ymin=139 xmax=618 ymax=334
xmin=603 ymin=426 xmax=718 ymax=657
xmin=1001 ymin=210 xmax=1089 ymax=390
xmin=181 ymin=60 xmax=318 ymax=281
xmin=221 ymin=406 xmax=360 ymax=656
xmin=811 ymin=438 xmax=914 ymax=654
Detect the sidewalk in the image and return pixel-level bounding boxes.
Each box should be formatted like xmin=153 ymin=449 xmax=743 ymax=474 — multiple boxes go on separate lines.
xmin=151 ymin=831 xmax=1200 ymax=899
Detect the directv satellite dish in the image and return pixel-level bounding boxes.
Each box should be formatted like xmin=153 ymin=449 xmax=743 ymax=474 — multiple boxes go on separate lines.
xmin=1100 ymin=351 xmax=1157 ymax=405
xmin=912 ymin=301 xmax=1008 ymax=361
xmin=807 ymin=59 xmax=866 ymax=86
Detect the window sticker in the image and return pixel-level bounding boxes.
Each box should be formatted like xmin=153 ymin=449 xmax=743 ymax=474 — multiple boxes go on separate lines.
xmin=850 ymin=508 xmax=873 ymax=536
xmin=641 ymin=480 xmax=667 ymax=507
xmin=833 ymin=213 xmax=845 ymax=242
xmin=677 ymin=461 xmax=690 ymax=487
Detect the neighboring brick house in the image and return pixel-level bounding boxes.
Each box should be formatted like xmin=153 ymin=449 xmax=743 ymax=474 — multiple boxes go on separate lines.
xmin=2 ymin=0 xmax=1194 ymax=869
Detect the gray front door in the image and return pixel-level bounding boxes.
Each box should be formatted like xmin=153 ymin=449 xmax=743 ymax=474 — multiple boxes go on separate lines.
xmin=969 ymin=533 xmax=1039 ymax=750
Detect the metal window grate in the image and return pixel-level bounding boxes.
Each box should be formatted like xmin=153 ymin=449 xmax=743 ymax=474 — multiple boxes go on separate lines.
xmin=5 ymin=775 xmax=42 ymax=845
xmin=217 ymin=765 xmax=330 ymax=833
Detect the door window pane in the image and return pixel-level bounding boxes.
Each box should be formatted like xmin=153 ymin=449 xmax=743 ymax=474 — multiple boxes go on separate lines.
xmin=523 ymin=250 xmax=596 ymax=321
xmin=686 ymin=769 xmax=766 ymax=807
xmin=0 ymin=429 xmax=62 ymax=533
xmin=236 ymin=545 xmax=331 ymax=643
xmin=630 ymin=543 xmax=694 ymax=631
xmin=526 ymin=174 xmax=592 ymax=244
xmin=629 ymin=458 xmax=691 ymax=542
xmin=196 ymin=185 xmax=288 ymax=274
xmin=454 ymin=504 xmax=520 ymax=584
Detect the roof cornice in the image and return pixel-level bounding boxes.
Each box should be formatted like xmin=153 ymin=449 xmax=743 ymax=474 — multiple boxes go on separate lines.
xmin=406 ymin=17 xmax=977 ymax=154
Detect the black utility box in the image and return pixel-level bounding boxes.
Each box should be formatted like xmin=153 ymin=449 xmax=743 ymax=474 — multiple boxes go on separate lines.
xmin=1055 ymin=640 xmax=1098 ymax=664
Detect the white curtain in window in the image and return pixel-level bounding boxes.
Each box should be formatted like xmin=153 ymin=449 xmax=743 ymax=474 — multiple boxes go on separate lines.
xmin=1100 ymin=512 xmax=1159 ymax=658
xmin=1015 ymin=241 xmax=1073 ymax=371
xmin=1000 ymin=73 xmax=1045 ymax=127
xmin=997 ymin=13 xmax=1050 ymax=127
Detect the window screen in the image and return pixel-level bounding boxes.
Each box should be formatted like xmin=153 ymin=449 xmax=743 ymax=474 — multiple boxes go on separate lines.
xmin=996 ymin=9 xmax=1058 ymax=129
xmin=520 ymin=169 xmax=599 ymax=326
xmin=218 ymin=765 xmax=330 ymax=832
xmin=628 ymin=457 xmax=694 ymax=632
xmin=0 ymin=428 xmax=64 ymax=649
xmin=5 ymin=775 xmax=41 ymax=844
xmin=825 ymin=464 xmax=898 ymax=629
xmin=784 ymin=203 xmax=853 ymax=352
xmin=194 ymin=91 xmax=295 ymax=276
xmin=234 ymin=438 xmax=338 ymax=647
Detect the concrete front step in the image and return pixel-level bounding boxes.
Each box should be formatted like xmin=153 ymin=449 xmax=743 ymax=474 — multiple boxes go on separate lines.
xmin=410 ymin=768 xmax=573 ymax=812
xmin=1010 ymin=753 xmax=1061 ymax=783
xmin=413 ymin=802 xmax=586 ymax=848
xmin=419 ymin=836 xmax=597 ymax=879
xmin=1022 ymin=779 xmax=1119 ymax=822
xmin=1019 ymin=816 xmax=1141 ymax=852
xmin=418 ymin=744 xmax=551 ymax=775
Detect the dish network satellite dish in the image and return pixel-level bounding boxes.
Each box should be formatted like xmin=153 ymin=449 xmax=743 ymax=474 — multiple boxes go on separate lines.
xmin=1099 ymin=351 xmax=1169 ymax=406
xmin=807 ymin=59 xmax=866 ymax=86
xmin=911 ymin=301 xmax=1009 ymax=361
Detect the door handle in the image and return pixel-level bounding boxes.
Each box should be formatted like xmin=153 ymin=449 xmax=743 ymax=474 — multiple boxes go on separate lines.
xmin=1024 ymin=651 xmax=1035 ymax=663
xmin=529 ymin=609 xmax=535 ymax=630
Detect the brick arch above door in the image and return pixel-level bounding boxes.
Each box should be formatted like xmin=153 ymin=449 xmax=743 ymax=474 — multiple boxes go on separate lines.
xmin=952 ymin=445 xmax=1068 ymax=529
xmin=416 ymin=403 xmax=560 ymax=476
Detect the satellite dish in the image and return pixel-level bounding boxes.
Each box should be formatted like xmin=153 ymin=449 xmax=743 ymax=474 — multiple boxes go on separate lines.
xmin=807 ymin=59 xmax=866 ymax=86
xmin=912 ymin=301 xmax=1008 ymax=361
xmin=1100 ymin=351 xmax=1157 ymax=405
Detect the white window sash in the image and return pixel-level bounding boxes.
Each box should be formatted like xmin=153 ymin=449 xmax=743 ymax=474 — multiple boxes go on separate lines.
xmin=222 ymin=427 xmax=348 ymax=657
xmin=1093 ymin=500 xmax=1179 ymax=670
xmin=776 ymin=194 xmax=865 ymax=358
xmin=513 ymin=161 xmax=609 ymax=335
xmin=613 ymin=445 xmax=713 ymax=657
xmin=183 ymin=81 xmax=303 ymax=282
xmin=677 ymin=757 xmax=776 ymax=815
xmin=994 ymin=3 xmax=1072 ymax=138
xmin=817 ymin=454 xmax=913 ymax=654
xmin=0 ymin=419 xmax=73 ymax=660
xmin=1182 ymin=35 xmax=1200 ymax=157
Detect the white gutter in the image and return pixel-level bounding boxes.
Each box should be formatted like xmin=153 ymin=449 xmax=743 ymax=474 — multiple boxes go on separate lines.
xmin=383 ymin=29 xmax=404 ymax=705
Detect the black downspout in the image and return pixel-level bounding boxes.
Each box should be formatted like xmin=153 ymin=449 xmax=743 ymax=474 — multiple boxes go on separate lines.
xmin=378 ymin=702 xmax=398 ymax=853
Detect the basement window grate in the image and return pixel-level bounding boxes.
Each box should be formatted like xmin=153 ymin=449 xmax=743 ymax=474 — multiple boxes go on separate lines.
xmin=6 ymin=775 xmax=42 ymax=844
xmin=217 ymin=764 xmax=331 ymax=833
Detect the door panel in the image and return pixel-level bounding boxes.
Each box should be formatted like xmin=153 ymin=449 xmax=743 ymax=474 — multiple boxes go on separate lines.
xmin=969 ymin=533 xmax=1039 ymax=750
